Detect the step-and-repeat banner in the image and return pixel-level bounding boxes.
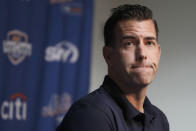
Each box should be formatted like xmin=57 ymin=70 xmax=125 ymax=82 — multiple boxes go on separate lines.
xmin=0 ymin=0 xmax=93 ymax=130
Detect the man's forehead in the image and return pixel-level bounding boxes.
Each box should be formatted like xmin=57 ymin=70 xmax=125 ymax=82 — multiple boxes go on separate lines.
xmin=115 ymin=19 xmax=156 ymax=38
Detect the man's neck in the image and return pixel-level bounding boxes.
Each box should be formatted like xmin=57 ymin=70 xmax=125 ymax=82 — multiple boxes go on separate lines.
xmin=124 ymin=88 xmax=147 ymax=113
xmin=108 ymin=74 xmax=147 ymax=113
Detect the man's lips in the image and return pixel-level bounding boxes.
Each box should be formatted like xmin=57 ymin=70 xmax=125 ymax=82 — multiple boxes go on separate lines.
xmin=131 ymin=65 xmax=153 ymax=69
xmin=130 ymin=64 xmax=155 ymax=71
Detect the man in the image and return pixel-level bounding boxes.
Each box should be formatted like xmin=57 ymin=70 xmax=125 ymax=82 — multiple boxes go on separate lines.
xmin=57 ymin=4 xmax=169 ymax=131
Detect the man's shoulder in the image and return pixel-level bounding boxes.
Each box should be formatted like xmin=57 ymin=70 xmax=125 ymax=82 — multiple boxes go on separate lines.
xmin=150 ymin=104 xmax=168 ymax=120
xmin=149 ymin=103 xmax=169 ymax=130
xmin=56 ymin=87 xmax=116 ymax=131
xmin=70 ymin=87 xmax=116 ymax=114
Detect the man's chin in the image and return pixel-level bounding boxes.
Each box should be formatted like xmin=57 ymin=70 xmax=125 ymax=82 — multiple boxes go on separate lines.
xmin=127 ymin=78 xmax=152 ymax=88
xmin=130 ymin=73 xmax=154 ymax=86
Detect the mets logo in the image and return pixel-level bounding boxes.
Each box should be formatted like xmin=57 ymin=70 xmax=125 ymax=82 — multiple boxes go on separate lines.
xmin=42 ymin=92 xmax=72 ymax=123
xmin=2 ymin=29 xmax=32 ymax=65
xmin=50 ymin=0 xmax=73 ymax=4
xmin=45 ymin=40 xmax=79 ymax=63
xmin=50 ymin=0 xmax=82 ymax=15
xmin=61 ymin=3 xmax=83 ymax=15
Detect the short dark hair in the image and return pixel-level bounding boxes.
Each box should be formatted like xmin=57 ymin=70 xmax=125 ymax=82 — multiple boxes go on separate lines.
xmin=104 ymin=4 xmax=159 ymax=47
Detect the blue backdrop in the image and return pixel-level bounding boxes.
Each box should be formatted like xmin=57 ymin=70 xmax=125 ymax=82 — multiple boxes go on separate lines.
xmin=0 ymin=0 xmax=94 ymax=130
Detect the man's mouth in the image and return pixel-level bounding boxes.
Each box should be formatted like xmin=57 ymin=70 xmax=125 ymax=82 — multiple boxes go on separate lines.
xmin=130 ymin=64 xmax=155 ymax=71
xmin=131 ymin=65 xmax=153 ymax=69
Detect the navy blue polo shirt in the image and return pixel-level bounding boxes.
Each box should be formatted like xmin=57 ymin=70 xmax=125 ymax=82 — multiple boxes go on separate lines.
xmin=57 ymin=76 xmax=169 ymax=131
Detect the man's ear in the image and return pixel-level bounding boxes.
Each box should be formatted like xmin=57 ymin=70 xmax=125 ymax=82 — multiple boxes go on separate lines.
xmin=103 ymin=46 xmax=113 ymax=66
xmin=157 ymin=44 xmax=161 ymax=58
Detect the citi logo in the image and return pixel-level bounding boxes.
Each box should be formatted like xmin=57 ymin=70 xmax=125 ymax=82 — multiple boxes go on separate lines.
xmin=45 ymin=41 xmax=79 ymax=63
xmin=0 ymin=93 xmax=27 ymax=120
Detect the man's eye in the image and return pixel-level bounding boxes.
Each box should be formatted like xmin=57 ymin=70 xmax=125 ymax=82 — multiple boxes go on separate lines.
xmin=125 ymin=42 xmax=133 ymax=46
xmin=146 ymin=41 xmax=154 ymax=46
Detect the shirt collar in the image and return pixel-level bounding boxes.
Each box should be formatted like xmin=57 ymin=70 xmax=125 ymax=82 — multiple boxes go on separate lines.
xmin=102 ymin=75 xmax=157 ymax=125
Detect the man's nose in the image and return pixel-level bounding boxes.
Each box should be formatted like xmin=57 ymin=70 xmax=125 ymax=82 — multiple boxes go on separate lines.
xmin=135 ymin=43 xmax=147 ymax=62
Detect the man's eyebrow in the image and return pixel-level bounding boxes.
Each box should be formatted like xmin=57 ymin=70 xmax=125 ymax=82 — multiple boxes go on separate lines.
xmin=122 ymin=35 xmax=136 ymax=40
xmin=145 ymin=37 xmax=157 ymax=41
xmin=122 ymin=36 xmax=157 ymax=41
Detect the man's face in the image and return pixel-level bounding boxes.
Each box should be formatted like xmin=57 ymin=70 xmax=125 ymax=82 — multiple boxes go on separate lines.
xmin=104 ymin=19 xmax=161 ymax=88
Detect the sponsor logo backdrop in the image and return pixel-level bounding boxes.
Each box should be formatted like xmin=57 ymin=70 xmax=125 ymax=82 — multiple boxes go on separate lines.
xmin=0 ymin=0 xmax=93 ymax=130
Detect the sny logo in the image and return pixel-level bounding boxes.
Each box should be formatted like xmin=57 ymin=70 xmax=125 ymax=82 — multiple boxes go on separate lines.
xmin=45 ymin=41 xmax=79 ymax=63
xmin=2 ymin=29 xmax=32 ymax=65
